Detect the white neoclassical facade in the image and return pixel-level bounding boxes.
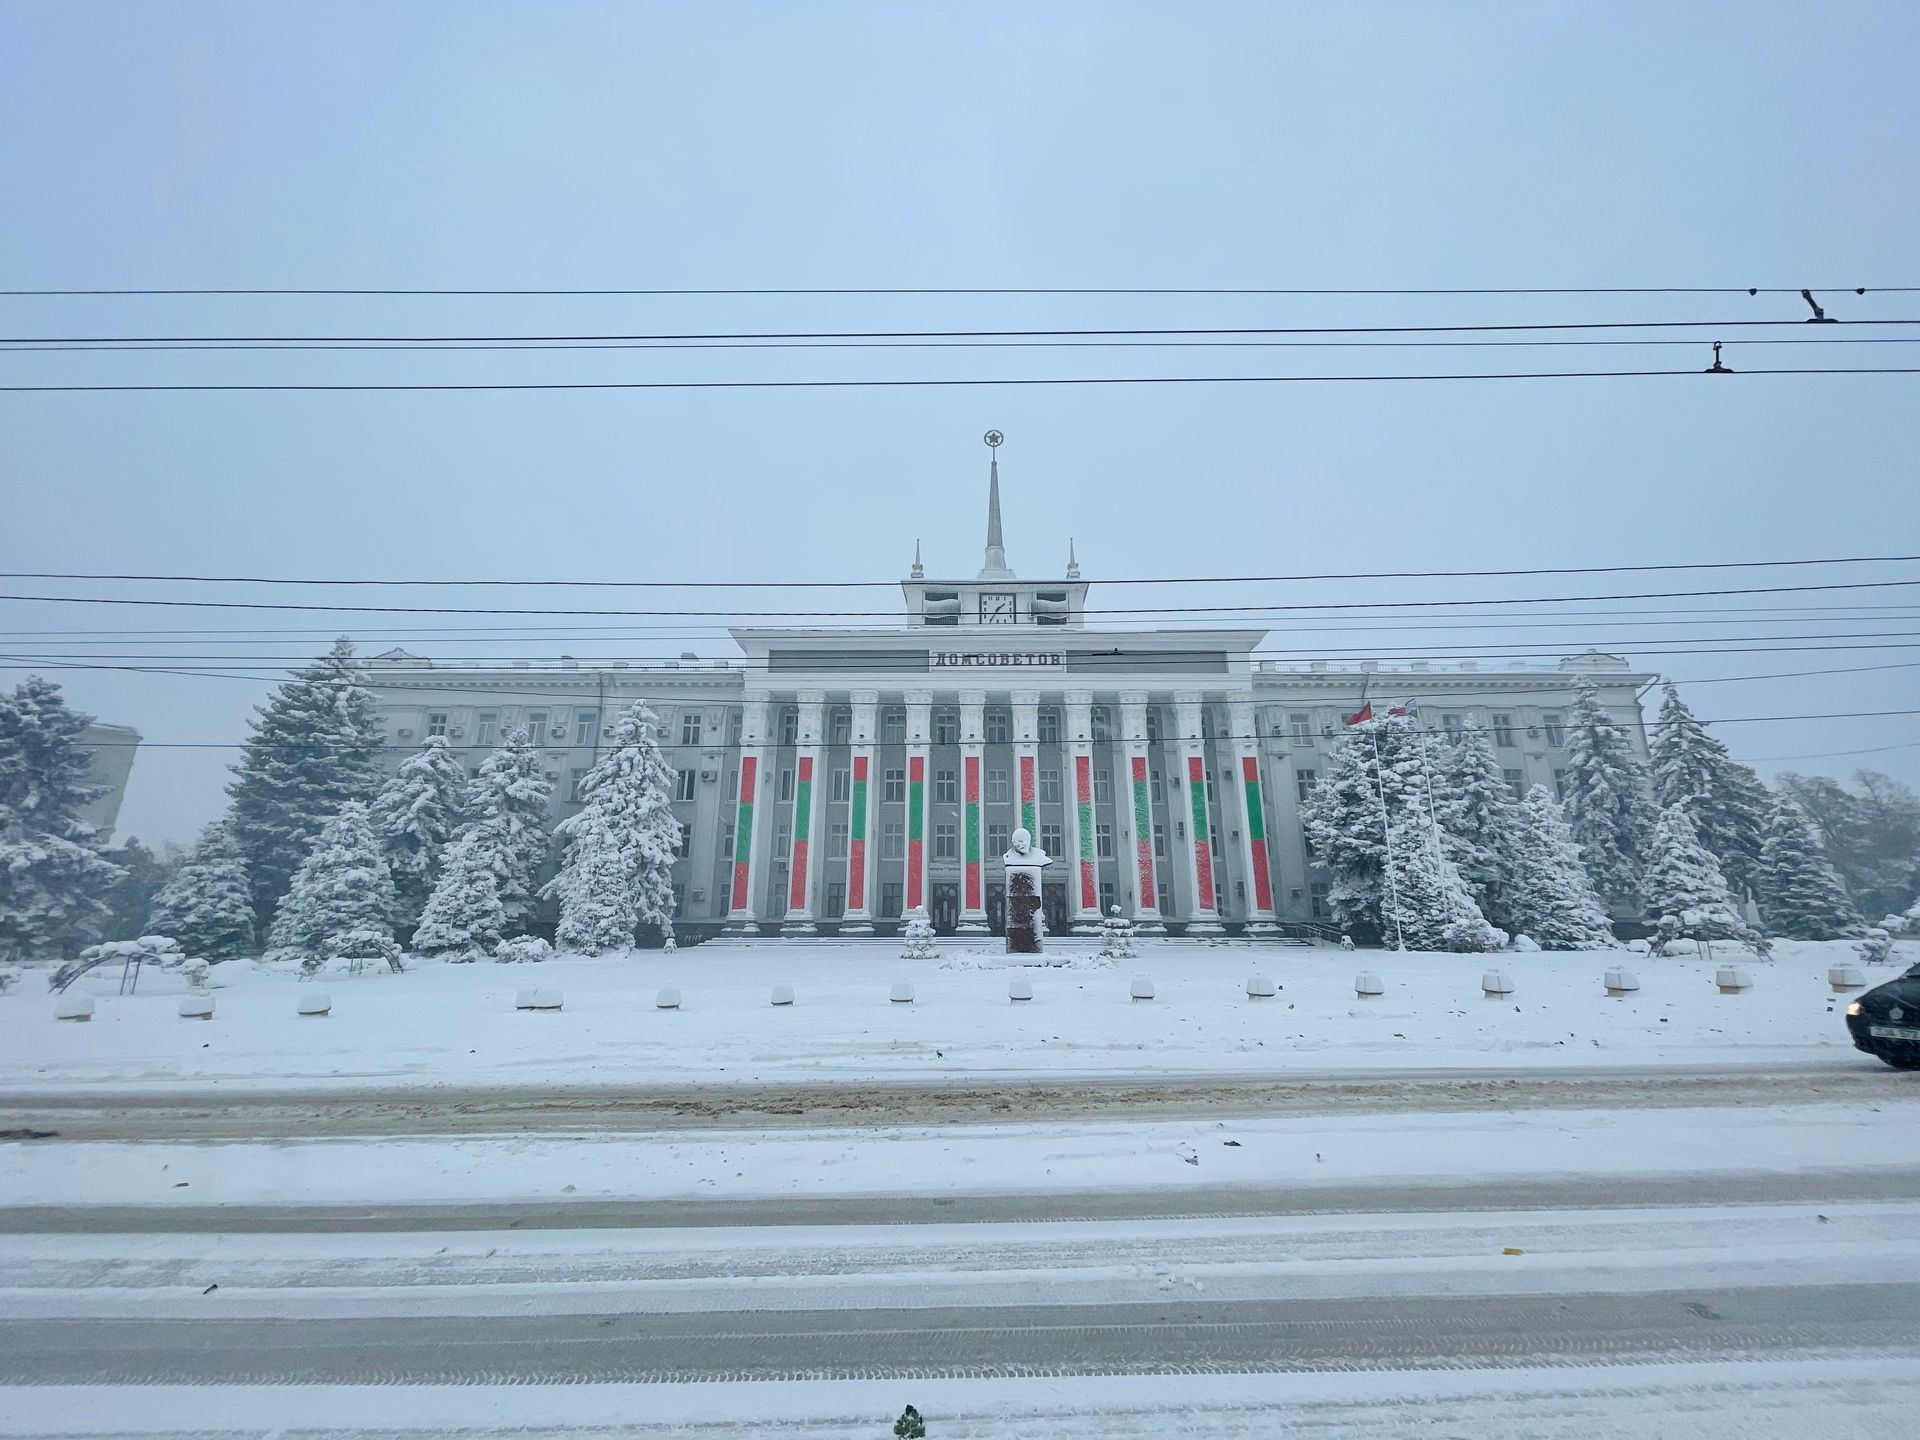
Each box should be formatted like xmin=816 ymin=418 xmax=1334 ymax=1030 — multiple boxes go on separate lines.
xmin=361 ymin=456 xmax=1653 ymax=940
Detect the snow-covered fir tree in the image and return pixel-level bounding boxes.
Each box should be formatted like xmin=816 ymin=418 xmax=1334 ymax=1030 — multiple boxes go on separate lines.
xmin=370 ymin=735 xmax=470 ymax=933
xmin=1507 ymin=786 xmax=1617 ymax=949
xmin=1561 ymin=681 xmax=1657 ymax=914
xmin=1381 ymin=812 xmax=1504 ymax=952
xmin=410 ymin=828 xmax=506 ymax=961
xmin=263 ymin=801 xmax=397 ymax=971
xmin=101 ymin=838 xmax=174 ymax=941
xmin=543 ymin=702 xmax=678 ymax=953
xmin=1299 ymin=715 xmax=1435 ymax=937
xmin=900 ymin=909 xmax=938 ymax=960
xmin=226 ymin=638 xmax=384 ymax=926
xmin=0 ymin=677 xmax=122 ymax=965
xmin=459 ymin=728 xmax=553 ymax=930
xmin=1756 ymin=795 xmax=1865 ymax=939
xmin=1649 ymin=683 xmax=1770 ymax=897
xmin=1642 ymin=803 xmax=1744 ymax=938
xmin=148 ymin=820 xmax=257 ymax=962
xmin=1433 ymin=732 xmax=1523 ymax=931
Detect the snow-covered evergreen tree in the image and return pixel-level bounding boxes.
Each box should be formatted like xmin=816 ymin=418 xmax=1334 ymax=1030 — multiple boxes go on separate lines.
xmin=149 ymin=820 xmax=257 ymax=962
xmin=460 ymin=728 xmax=553 ymax=929
xmin=102 ymin=838 xmax=174 ymax=941
xmin=1756 ymin=795 xmax=1866 ymax=939
xmin=1643 ymin=803 xmax=1744 ymax=938
xmin=410 ymin=828 xmax=506 ymax=961
xmin=1649 ymin=683 xmax=1770 ymax=897
xmin=543 ymin=702 xmax=678 ymax=954
xmin=1507 ymin=786 xmax=1618 ymax=949
xmin=263 ymin=801 xmax=397 ymax=971
xmin=1299 ymin=716 xmax=1434 ymax=937
xmin=1433 ymin=733 xmax=1522 ymax=930
xmin=0 ymin=677 xmax=122 ymax=965
xmin=900 ymin=909 xmax=938 ymax=960
xmin=1382 ymin=812 xmax=1504 ymax=952
xmin=1561 ymin=681 xmax=1656 ymax=914
xmin=226 ymin=639 xmax=384 ymax=926
xmin=370 ymin=735 xmax=470 ymax=932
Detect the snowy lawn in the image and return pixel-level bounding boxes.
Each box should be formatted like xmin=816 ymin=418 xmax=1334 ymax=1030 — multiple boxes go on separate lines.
xmin=0 ymin=938 xmax=1894 ymax=1093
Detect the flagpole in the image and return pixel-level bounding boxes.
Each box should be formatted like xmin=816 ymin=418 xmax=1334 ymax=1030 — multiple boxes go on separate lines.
xmin=1370 ymin=727 xmax=1404 ymax=950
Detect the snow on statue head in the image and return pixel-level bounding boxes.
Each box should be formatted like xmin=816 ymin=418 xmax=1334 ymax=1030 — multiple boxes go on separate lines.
xmin=1011 ymin=827 xmax=1031 ymax=855
xmin=1003 ymin=827 xmax=1050 ymax=867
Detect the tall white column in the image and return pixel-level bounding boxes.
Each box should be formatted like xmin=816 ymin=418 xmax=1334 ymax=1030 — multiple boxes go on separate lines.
xmin=902 ymin=689 xmax=932 ymax=923
xmin=1227 ymin=692 xmax=1280 ymax=934
xmin=840 ymin=690 xmax=879 ymax=934
xmin=1118 ymin=691 xmax=1166 ymax=934
xmin=1174 ymin=691 xmax=1225 ymax=935
xmin=722 ymin=694 xmax=772 ymax=935
xmin=957 ymin=688 xmax=989 ymax=935
xmin=1062 ymin=690 xmax=1103 ymax=932
xmin=781 ymin=690 xmax=826 ymax=935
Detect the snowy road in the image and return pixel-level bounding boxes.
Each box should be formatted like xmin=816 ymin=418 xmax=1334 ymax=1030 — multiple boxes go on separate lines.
xmin=0 ymin=1056 xmax=1904 ymax=1141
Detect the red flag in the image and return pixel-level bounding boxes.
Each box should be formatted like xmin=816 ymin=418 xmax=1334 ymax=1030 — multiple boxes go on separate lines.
xmin=1345 ymin=701 xmax=1374 ymax=725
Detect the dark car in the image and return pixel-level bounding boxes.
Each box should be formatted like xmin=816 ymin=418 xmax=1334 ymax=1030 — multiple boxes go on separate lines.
xmin=1846 ymin=962 xmax=1920 ymax=1069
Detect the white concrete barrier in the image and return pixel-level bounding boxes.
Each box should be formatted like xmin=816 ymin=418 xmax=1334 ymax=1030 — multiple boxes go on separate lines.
xmin=1008 ymin=977 xmax=1034 ymax=1002
xmin=1246 ymin=973 xmax=1276 ymax=998
xmin=1130 ymin=974 xmax=1155 ymax=1001
xmin=1715 ymin=966 xmax=1753 ymax=995
xmin=296 ymin=991 xmax=332 ymax=1017
xmin=655 ymin=985 xmax=681 ymax=1010
xmin=770 ymin=983 xmax=795 ymax=1006
xmin=1355 ymin=971 xmax=1384 ymax=998
xmin=890 ymin=981 xmax=915 ymax=1003
xmin=1829 ymin=964 xmax=1867 ymax=993
xmin=1603 ymin=966 xmax=1639 ymax=997
xmin=529 ymin=987 xmax=564 ymax=1011
xmin=177 ymin=995 xmax=214 ymax=1020
xmin=54 ymin=994 xmax=94 ymax=1022
xmin=514 ymin=987 xmax=538 ymax=1010
xmin=1481 ymin=968 xmax=1515 ymax=998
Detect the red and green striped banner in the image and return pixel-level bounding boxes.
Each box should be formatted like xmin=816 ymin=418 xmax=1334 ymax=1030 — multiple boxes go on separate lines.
xmin=729 ymin=755 xmax=757 ymax=910
xmin=847 ymin=754 xmax=869 ymax=911
xmin=1188 ymin=754 xmax=1215 ymax=911
xmin=787 ymin=755 xmax=813 ymax=911
xmin=906 ymin=754 xmax=925 ymax=911
xmin=1130 ymin=754 xmax=1157 ymax=911
xmin=1018 ymin=754 xmax=1037 ymax=836
xmin=1241 ymin=755 xmax=1274 ymax=913
xmin=963 ymin=754 xmax=982 ymax=911
xmin=1074 ymin=753 xmax=1096 ymax=910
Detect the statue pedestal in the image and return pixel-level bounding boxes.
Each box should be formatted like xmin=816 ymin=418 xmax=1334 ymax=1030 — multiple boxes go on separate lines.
xmin=1005 ymin=866 xmax=1045 ymax=955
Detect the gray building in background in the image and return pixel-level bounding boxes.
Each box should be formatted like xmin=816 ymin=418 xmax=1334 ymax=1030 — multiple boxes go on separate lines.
xmin=357 ymin=470 xmax=1653 ymax=940
xmin=81 ymin=722 xmax=142 ymax=845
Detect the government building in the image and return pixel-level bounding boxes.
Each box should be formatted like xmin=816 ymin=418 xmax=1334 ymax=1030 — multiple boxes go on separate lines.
xmin=361 ymin=450 xmax=1654 ymax=940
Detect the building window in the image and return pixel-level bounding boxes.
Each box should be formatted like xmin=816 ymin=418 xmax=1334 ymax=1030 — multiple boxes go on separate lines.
xmin=1157 ymin=881 xmax=1171 ymax=914
xmin=1442 ymin=713 xmax=1464 ymax=737
xmin=934 ymin=768 xmax=957 ymax=804
xmin=1099 ymin=881 xmax=1115 ymax=913
xmin=576 ymin=710 xmax=600 ymax=746
xmin=881 ymin=882 xmax=902 ymax=918
xmin=569 ymin=767 xmax=590 ymax=802
xmin=828 ymin=821 xmax=848 ymax=859
xmin=721 ymin=821 xmax=734 ymax=858
xmin=523 ymin=711 xmax=549 ymax=743
xmin=679 ymin=713 xmax=702 ymax=747
xmin=987 ymin=822 xmax=1010 ymax=854
xmin=1096 ymin=822 xmax=1114 ymax=859
xmin=1037 ymin=709 xmax=1061 ymax=745
xmin=883 ymin=767 xmax=906 ymax=802
xmin=1492 ymin=713 xmax=1516 ymax=747
xmin=725 ymin=766 xmax=738 ymax=800
xmin=1503 ymin=767 xmax=1526 ymax=801
xmin=1310 ymin=882 xmax=1329 ymax=920
xmin=475 ymin=711 xmax=498 ymax=747
xmin=881 ymin=820 xmax=905 ymax=859
xmin=1543 ymin=712 xmax=1566 ymax=747
xmin=775 ymin=823 xmax=791 ymax=857
xmin=986 ymin=768 xmax=1010 ymax=803
xmin=1091 ymin=705 xmax=1113 ymax=742
xmin=729 ymin=711 xmax=743 ymax=745
xmin=882 ymin=708 xmax=906 ymax=744
xmin=779 ymin=768 xmax=795 ymax=802
xmin=934 ymin=822 xmax=958 ymax=859
xmin=1153 ymin=823 xmax=1167 ymax=858
xmin=1039 ymin=768 xmax=1062 ymax=804
xmin=675 ymin=769 xmax=698 ymax=802
xmin=675 ymin=822 xmax=692 ymax=859
xmin=933 ymin=708 xmax=959 ymax=745
xmin=831 ymin=767 xmax=851 ymax=803
xmin=825 ymin=881 xmax=844 ymax=919
xmin=1295 ymin=768 xmax=1318 ymax=804
xmin=829 ymin=708 xmax=852 ymax=746
xmin=672 ymin=883 xmax=685 ymax=913
xmin=1146 ymin=707 xmax=1162 ymax=740
xmin=985 ymin=710 xmax=1011 ymax=745
xmin=426 ymin=711 xmax=449 ymax=739
xmin=1094 ymin=768 xmax=1112 ymax=805
xmin=1040 ymin=822 xmax=1063 ymax=854
xmin=780 ymin=709 xmax=799 ymax=746
xmin=1289 ymin=713 xmax=1312 ymax=745
xmin=1552 ymin=768 xmax=1569 ymax=800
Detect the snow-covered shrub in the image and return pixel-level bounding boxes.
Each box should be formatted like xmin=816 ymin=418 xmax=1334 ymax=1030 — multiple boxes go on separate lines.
xmin=0 ymin=964 xmax=22 ymax=994
xmin=1099 ymin=905 xmax=1137 ymax=960
xmin=264 ymin=802 xmax=398 ymax=973
xmin=1509 ymin=933 xmax=1541 ymax=953
xmin=180 ymin=955 xmax=210 ymax=990
xmin=1857 ymin=928 xmax=1896 ymax=966
xmin=50 ymin=934 xmax=185 ymax=992
xmin=149 ymin=821 xmax=256 ymax=963
xmin=492 ymin=934 xmax=552 ymax=965
xmin=325 ymin=926 xmax=404 ymax=975
xmin=900 ymin=910 xmax=937 ymax=960
xmin=662 ymin=928 xmax=678 ymax=955
xmin=412 ymin=828 xmax=506 ymax=962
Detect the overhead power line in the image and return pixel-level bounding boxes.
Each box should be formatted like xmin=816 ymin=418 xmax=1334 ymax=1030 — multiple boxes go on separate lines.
xmin=0 ymin=284 xmax=1908 ymax=298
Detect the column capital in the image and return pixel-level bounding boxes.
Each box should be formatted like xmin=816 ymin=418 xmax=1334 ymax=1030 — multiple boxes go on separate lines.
xmin=1009 ymin=689 xmax=1042 ymax=709
xmin=849 ymin=688 xmax=881 ymax=709
xmin=739 ymin=695 xmax=772 ymax=745
xmin=902 ymin=688 xmax=934 ymax=707
xmin=1117 ymin=688 xmax=1150 ymax=707
xmin=1174 ymin=694 xmax=1206 ymax=740
xmin=1227 ymin=693 xmax=1258 ymax=739
xmin=957 ymin=688 xmax=988 ymax=708
xmin=1063 ymin=688 xmax=1096 ymax=709
xmin=794 ymin=688 xmax=828 ymax=706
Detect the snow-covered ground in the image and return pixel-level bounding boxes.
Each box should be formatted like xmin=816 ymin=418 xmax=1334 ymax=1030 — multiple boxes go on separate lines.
xmin=0 ymin=938 xmax=1893 ymax=1093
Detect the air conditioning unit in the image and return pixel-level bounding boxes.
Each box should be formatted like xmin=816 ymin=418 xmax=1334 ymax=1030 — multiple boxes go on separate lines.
xmin=550 ymin=726 xmax=567 ymax=741
xmin=700 ymin=768 xmax=719 ymax=782
xmin=448 ymin=726 xmax=465 ymax=739
xmin=397 ymin=728 xmax=414 ymax=740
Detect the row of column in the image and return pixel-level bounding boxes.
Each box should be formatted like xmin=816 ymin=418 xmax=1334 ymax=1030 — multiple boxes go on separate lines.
xmin=722 ymin=689 xmax=1281 ymax=936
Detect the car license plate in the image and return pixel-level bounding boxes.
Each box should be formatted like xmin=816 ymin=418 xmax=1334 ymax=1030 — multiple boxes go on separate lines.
xmin=1869 ymin=1025 xmax=1920 ymax=1041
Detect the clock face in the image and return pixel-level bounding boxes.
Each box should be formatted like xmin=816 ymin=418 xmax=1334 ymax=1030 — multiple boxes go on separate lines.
xmin=980 ymin=592 xmax=1017 ymax=623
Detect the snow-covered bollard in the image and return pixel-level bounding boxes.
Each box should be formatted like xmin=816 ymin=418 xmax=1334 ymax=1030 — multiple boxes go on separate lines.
xmin=1715 ymin=966 xmax=1752 ymax=995
xmin=770 ymin=983 xmax=795 ymax=1006
xmin=655 ymin=986 xmax=681 ymax=1010
xmin=1246 ymin=973 xmax=1277 ymax=999
xmin=54 ymin=993 xmax=94 ymax=1022
xmin=1481 ymin=969 xmax=1515 ymax=999
xmin=513 ymin=987 xmax=539 ymax=1010
xmin=890 ymin=980 xmax=915 ymax=1004
xmin=1829 ymin=964 xmax=1868 ymax=993
xmin=1130 ymin=974 xmax=1155 ymax=1001
xmin=297 ymin=990 xmax=332 ymax=1017
xmin=1008 ymin=977 xmax=1034 ymax=1002
xmin=529 ymin=987 xmax=564 ymax=1011
xmin=1603 ymin=965 xmax=1639 ymax=998
xmin=1354 ymin=971 xmax=1384 ymax=999
xmin=1856 ymin=929 xmax=1896 ymax=966
xmin=178 ymin=995 xmax=214 ymax=1020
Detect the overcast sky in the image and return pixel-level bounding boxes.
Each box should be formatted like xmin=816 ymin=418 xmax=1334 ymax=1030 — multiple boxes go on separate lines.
xmin=2 ymin=1 xmax=1916 ymax=847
